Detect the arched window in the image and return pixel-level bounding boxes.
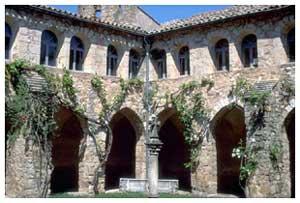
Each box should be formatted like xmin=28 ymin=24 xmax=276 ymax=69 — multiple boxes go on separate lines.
xmin=287 ymin=28 xmax=295 ymax=62
xmin=215 ymin=39 xmax=229 ymax=71
xmin=69 ymin=36 xmax=84 ymax=71
xmin=40 ymin=30 xmax=58 ymax=66
xmin=151 ymin=49 xmax=167 ymax=79
xmin=107 ymin=45 xmax=118 ymax=76
xmin=242 ymin=34 xmax=258 ymax=67
xmin=5 ymin=23 xmax=12 ymax=59
xmin=95 ymin=10 xmax=101 ymax=18
xmin=106 ymin=45 xmax=118 ymax=76
xmin=179 ymin=46 xmax=190 ymax=75
xmin=129 ymin=49 xmax=140 ymax=79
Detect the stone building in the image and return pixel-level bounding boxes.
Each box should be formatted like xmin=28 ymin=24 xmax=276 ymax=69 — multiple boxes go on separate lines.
xmin=5 ymin=5 xmax=295 ymax=197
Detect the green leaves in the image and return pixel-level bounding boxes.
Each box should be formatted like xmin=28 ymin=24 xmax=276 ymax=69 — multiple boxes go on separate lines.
xmin=269 ymin=143 xmax=282 ymax=169
xmin=232 ymin=140 xmax=258 ymax=181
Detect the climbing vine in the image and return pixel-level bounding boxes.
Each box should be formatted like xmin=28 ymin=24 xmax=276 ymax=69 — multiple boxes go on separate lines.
xmin=142 ymin=78 xmax=212 ymax=170
xmin=230 ymin=77 xmax=275 ymax=188
xmin=169 ymin=80 xmax=212 ymax=170
xmin=90 ymin=75 xmax=143 ymax=193
xmin=5 ymin=59 xmax=84 ymax=197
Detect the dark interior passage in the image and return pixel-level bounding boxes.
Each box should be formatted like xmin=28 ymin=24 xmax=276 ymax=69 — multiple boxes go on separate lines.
xmin=214 ymin=107 xmax=246 ymax=197
xmin=105 ymin=115 xmax=136 ymax=190
xmin=158 ymin=113 xmax=191 ymax=191
xmin=51 ymin=111 xmax=83 ymax=194
xmin=285 ymin=109 xmax=295 ymax=198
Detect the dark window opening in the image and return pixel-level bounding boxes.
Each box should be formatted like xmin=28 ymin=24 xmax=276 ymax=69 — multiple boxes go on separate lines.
xmin=242 ymin=34 xmax=258 ymax=67
xmin=69 ymin=36 xmax=84 ymax=71
xmin=151 ymin=49 xmax=167 ymax=79
xmin=129 ymin=49 xmax=140 ymax=79
xmin=5 ymin=23 xmax=12 ymax=60
xmin=95 ymin=10 xmax=101 ymax=18
xmin=40 ymin=30 xmax=58 ymax=66
xmin=179 ymin=46 xmax=190 ymax=75
xmin=215 ymin=39 xmax=229 ymax=71
xmin=107 ymin=45 xmax=118 ymax=76
xmin=287 ymin=28 xmax=295 ymax=62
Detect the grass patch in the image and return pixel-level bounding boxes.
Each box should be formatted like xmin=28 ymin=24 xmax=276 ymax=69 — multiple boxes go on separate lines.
xmin=49 ymin=192 xmax=194 ymax=198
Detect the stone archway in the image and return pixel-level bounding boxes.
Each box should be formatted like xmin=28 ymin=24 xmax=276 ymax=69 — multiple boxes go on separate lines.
xmin=284 ymin=108 xmax=295 ymax=197
xmin=50 ymin=107 xmax=84 ymax=194
xmin=105 ymin=108 xmax=144 ymax=190
xmin=158 ymin=108 xmax=191 ymax=191
xmin=211 ymin=105 xmax=246 ymax=197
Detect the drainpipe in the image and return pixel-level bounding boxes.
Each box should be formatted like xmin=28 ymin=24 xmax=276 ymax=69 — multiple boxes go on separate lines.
xmin=143 ymin=36 xmax=150 ymax=180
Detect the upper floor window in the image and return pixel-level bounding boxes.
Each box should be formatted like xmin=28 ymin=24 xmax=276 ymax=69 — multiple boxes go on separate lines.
xmin=287 ymin=28 xmax=295 ymax=62
xmin=151 ymin=49 xmax=167 ymax=79
xmin=242 ymin=34 xmax=258 ymax=67
xmin=69 ymin=36 xmax=84 ymax=71
xmin=129 ymin=49 xmax=140 ymax=79
xmin=95 ymin=10 xmax=101 ymax=18
xmin=5 ymin=23 xmax=12 ymax=59
xmin=40 ymin=30 xmax=58 ymax=66
xmin=107 ymin=45 xmax=118 ymax=76
xmin=215 ymin=39 xmax=229 ymax=71
xmin=179 ymin=46 xmax=190 ymax=75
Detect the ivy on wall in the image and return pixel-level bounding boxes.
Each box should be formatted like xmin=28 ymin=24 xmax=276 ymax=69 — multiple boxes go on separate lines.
xmin=90 ymin=75 xmax=143 ymax=193
xmin=5 ymin=59 xmax=84 ymax=197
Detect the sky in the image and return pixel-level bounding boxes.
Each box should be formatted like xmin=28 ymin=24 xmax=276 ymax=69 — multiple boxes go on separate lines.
xmin=50 ymin=5 xmax=230 ymax=24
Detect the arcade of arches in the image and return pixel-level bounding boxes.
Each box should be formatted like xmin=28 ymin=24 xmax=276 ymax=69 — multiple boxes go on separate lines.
xmin=47 ymin=106 xmax=294 ymax=196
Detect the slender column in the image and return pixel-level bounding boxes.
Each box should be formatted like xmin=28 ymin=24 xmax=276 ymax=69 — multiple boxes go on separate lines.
xmin=147 ymin=140 xmax=162 ymax=197
xmin=146 ymin=115 xmax=162 ymax=198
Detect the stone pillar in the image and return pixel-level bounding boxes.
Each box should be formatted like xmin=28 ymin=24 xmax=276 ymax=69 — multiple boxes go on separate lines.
xmin=146 ymin=137 xmax=162 ymax=197
xmin=146 ymin=113 xmax=163 ymax=197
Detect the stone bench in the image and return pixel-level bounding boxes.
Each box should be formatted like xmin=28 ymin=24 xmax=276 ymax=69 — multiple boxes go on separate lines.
xmin=119 ymin=178 xmax=178 ymax=193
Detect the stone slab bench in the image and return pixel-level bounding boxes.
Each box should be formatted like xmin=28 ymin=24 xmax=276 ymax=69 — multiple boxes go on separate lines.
xmin=119 ymin=178 xmax=178 ymax=193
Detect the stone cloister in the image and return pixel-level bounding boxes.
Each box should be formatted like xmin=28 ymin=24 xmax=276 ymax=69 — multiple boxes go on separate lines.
xmin=5 ymin=5 xmax=295 ymax=197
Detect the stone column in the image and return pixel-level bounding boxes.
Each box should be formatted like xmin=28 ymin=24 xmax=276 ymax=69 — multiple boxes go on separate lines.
xmin=146 ymin=136 xmax=162 ymax=197
xmin=146 ymin=113 xmax=163 ymax=197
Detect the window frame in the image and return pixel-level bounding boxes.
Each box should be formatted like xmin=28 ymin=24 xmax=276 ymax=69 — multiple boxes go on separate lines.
xmin=242 ymin=34 xmax=258 ymax=68
xmin=179 ymin=46 xmax=190 ymax=75
xmin=129 ymin=49 xmax=140 ymax=79
xmin=107 ymin=45 xmax=118 ymax=76
xmin=40 ymin=30 xmax=58 ymax=67
xmin=215 ymin=39 xmax=229 ymax=71
xmin=69 ymin=36 xmax=84 ymax=71
xmin=5 ymin=23 xmax=12 ymax=60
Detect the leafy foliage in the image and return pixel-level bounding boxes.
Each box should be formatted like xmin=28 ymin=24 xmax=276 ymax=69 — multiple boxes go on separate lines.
xmin=169 ymin=80 xmax=212 ymax=170
xmin=232 ymin=140 xmax=258 ymax=181
xmin=5 ymin=59 xmax=84 ymax=197
xmin=269 ymin=143 xmax=283 ymax=170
